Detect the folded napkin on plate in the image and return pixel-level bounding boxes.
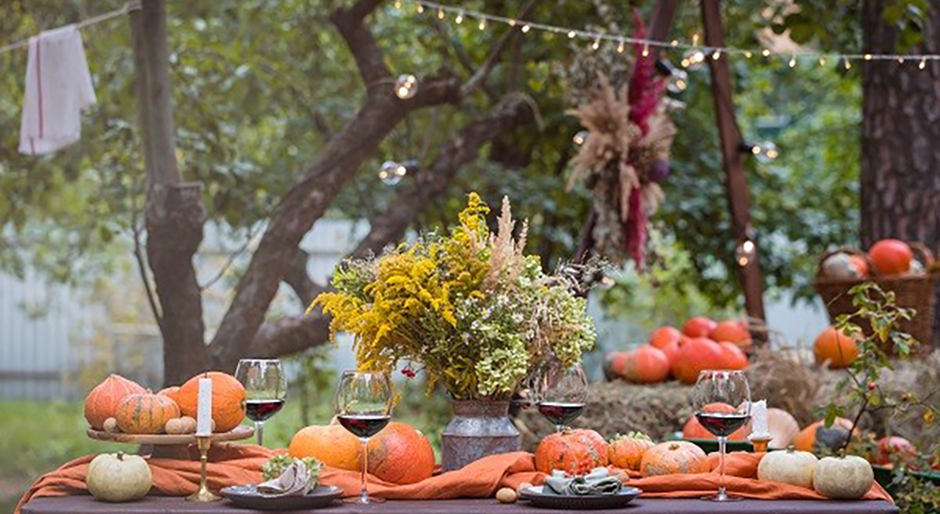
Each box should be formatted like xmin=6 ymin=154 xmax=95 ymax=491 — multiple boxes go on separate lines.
xmin=256 ymin=461 xmax=315 ymax=497
xmin=544 ymin=467 xmax=622 ymax=496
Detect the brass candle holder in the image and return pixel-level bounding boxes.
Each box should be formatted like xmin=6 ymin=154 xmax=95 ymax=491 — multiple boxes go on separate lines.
xmin=749 ymin=434 xmax=772 ymax=453
xmin=186 ymin=435 xmax=221 ymax=502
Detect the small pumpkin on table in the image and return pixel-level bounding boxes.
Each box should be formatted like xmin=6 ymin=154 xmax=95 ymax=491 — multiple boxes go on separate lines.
xmin=86 ymin=452 xmax=152 ymax=502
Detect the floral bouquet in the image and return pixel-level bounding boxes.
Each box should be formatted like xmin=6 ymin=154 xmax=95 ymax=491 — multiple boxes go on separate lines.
xmin=311 ymin=193 xmax=596 ymax=400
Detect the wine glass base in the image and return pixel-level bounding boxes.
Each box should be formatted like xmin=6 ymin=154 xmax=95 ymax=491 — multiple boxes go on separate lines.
xmin=344 ymin=495 xmax=386 ymax=504
xmin=700 ymin=494 xmax=744 ymax=502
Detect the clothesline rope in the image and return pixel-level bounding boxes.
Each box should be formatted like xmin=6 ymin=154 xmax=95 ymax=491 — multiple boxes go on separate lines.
xmin=407 ymin=0 xmax=940 ymax=63
xmin=0 ymin=0 xmax=140 ymax=56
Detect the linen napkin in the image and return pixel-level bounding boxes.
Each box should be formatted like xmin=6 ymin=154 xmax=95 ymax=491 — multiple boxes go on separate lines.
xmin=256 ymin=461 xmax=315 ymax=497
xmin=544 ymin=467 xmax=622 ymax=496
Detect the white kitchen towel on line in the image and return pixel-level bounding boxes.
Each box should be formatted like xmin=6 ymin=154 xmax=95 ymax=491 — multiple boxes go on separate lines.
xmin=19 ymin=24 xmax=97 ymax=155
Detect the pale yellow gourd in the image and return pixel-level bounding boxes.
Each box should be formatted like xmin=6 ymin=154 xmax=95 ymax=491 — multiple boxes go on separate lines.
xmin=86 ymin=452 xmax=152 ymax=502
xmin=164 ymin=416 xmax=197 ymax=435
xmin=813 ymin=455 xmax=874 ymax=500
xmin=757 ymin=447 xmax=817 ymax=489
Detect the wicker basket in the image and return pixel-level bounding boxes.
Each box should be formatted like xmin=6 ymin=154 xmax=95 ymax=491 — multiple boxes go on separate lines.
xmin=813 ymin=244 xmax=938 ymax=350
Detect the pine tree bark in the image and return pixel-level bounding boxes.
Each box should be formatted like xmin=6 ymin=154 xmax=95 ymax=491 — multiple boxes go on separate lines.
xmin=862 ymin=0 xmax=940 ymax=348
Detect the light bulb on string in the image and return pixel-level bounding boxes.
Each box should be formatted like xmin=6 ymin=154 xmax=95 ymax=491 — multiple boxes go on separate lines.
xmin=416 ymin=3 xmax=424 ymax=13
xmin=667 ymin=72 xmax=688 ymax=94
xmin=508 ymin=19 xmax=516 ymax=27
xmin=394 ymin=74 xmax=418 ymax=99
xmin=919 ymin=59 xmax=927 ymax=70
xmin=755 ymin=141 xmax=778 ymax=163
xmin=761 ymin=49 xmax=771 ymax=57
xmin=478 ymin=19 xmax=486 ymax=30
xmin=844 ymin=58 xmax=852 ymax=70
xmin=617 ymin=40 xmax=625 ymax=53
xmin=744 ymin=50 xmax=753 ymax=59
xmin=378 ymin=161 xmax=407 ymax=186
xmin=592 ymin=36 xmax=601 ymax=50
xmin=681 ymin=49 xmax=706 ymax=70
xmin=455 ymin=11 xmax=463 ymax=23
xmin=393 ymin=0 xmax=402 ymax=9
xmin=573 ymin=130 xmax=589 ymax=146
xmin=712 ymin=49 xmax=721 ymax=60
xmin=864 ymin=53 xmax=872 ymax=61
xmin=788 ymin=55 xmax=797 ymax=68
xmin=819 ymin=56 xmax=827 ymax=66
xmin=670 ymin=39 xmax=679 ymax=47
xmin=642 ymin=43 xmax=650 ymax=57
xmin=521 ymin=24 xmax=531 ymax=33
xmin=897 ymin=57 xmax=904 ymax=64
xmin=568 ymin=30 xmax=576 ymax=39
xmin=735 ymin=239 xmax=756 ymax=267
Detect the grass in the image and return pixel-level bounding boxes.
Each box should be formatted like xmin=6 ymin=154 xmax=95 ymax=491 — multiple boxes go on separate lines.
xmin=0 ymin=382 xmax=451 ymax=511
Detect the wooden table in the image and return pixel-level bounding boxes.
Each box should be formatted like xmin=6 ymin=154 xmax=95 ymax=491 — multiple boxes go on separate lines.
xmin=22 ymin=495 xmax=899 ymax=514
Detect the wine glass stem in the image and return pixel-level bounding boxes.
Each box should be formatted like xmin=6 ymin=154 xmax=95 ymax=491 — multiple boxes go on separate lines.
xmin=717 ymin=435 xmax=727 ymax=500
xmin=359 ymin=438 xmax=369 ymax=502
xmin=256 ymin=421 xmax=264 ymax=447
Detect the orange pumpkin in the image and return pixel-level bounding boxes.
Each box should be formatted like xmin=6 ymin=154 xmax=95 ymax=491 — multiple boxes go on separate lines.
xmin=640 ymin=441 xmax=709 ymax=477
xmin=681 ymin=317 xmax=717 ymax=338
xmin=718 ymin=342 xmax=748 ymax=370
xmin=621 ymin=346 xmax=670 ymax=384
xmin=116 ymin=392 xmax=180 ymax=434
xmin=794 ymin=418 xmax=854 ymax=453
xmin=671 ymin=337 xmax=725 ymax=384
xmin=656 ymin=339 xmax=679 ymax=367
xmin=367 ymin=423 xmax=435 ymax=484
xmin=176 ymin=372 xmax=247 ymax=433
xmin=535 ymin=429 xmax=608 ymax=475
xmin=874 ymin=436 xmax=917 ymax=466
xmin=157 ymin=386 xmax=180 ymax=403
xmin=608 ymin=351 xmax=631 ymax=378
xmin=650 ymin=326 xmax=682 ymax=348
xmin=682 ymin=402 xmax=751 ymax=441
xmin=84 ymin=374 xmax=146 ymax=430
xmin=813 ymin=327 xmax=858 ymax=368
xmin=709 ymin=321 xmax=752 ymax=351
xmin=849 ymin=255 xmax=870 ymax=278
xmin=289 ymin=424 xmax=361 ymax=470
xmin=869 ymin=239 xmax=913 ymax=275
xmin=607 ymin=432 xmax=655 ymax=471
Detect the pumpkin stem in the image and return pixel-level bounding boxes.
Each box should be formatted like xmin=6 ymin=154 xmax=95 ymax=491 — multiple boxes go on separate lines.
xmin=116 ymin=452 xmax=124 ymax=461
xmin=787 ymin=445 xmax=795 ymax=452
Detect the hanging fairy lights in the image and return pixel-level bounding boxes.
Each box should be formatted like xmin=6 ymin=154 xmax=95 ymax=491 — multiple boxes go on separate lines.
xmin=397 ymin=0 xmax=940 ymax=71
xmin=735 ymin=239 xmax=756 ymax=267
xmin=394 ymin=74 xmax=419 ymax=99
xmin=739 ymin=142 xmax=779 ymax=163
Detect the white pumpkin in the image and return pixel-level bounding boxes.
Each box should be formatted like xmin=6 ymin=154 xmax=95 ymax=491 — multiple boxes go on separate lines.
xmin=86 ymin=452 xmax=152 ymax=502
xmin=766 ymin=408 xmax=800 ymax=449
xmin=822 ymin=253 xmax=863 ymax=279
xmin=813 ymin=455 xmax=874 ymax=500
xmin=757 ymin=447 xmax=818 ymax=489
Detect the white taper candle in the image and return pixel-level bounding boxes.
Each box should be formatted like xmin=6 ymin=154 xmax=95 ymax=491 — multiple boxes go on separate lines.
xmin=751 ymin=399 xmax=769 ymax=438
xmin=196 ymin=376 xmax=213 ymax=436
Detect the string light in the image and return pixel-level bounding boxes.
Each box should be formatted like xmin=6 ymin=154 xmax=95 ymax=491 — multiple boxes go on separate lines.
xmin=521 ymin=23 xmax=531 ymax=33
xmin=573 ymin=130 xmax=589 ymax=146
xmin=682 ymin=49 xmax=706 ymax=70
xmin=394 ymin=74 xmax=419 ymax=99
xmin=736 ymin=239 xmax=756 ymax=267
xmin=617 ymin=40 xmax=625 ymax=53
xmin=394 ymin=0 xmax=940 ymax=72
xmin=740 ymin=141 xmax=778 ymax=163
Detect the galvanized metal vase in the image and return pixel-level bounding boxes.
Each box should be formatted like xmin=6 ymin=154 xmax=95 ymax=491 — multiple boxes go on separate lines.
xmin=441 ymin=399 xmax=520 ymax=471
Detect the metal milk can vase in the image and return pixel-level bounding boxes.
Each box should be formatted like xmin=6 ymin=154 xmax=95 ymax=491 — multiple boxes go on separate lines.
xmin=441 ymin=399 xmax=521 ymax=471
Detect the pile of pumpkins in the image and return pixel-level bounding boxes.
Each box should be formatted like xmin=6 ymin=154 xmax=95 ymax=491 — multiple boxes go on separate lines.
xmin=821 ymin=238 xmax=921 ymax=280
xmin=288 ymin=421 xmax=436 ymax=485
xmin=534 ymin=423 xmax=876 ymax=500
xmin=84 ymin=372 xmax=247 ymax=436
xmin=607 ymin=317 xmax=751 ymax=385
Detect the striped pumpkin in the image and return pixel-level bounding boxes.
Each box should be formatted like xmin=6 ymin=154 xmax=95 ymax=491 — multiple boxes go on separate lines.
xmin=84 ymin=374 xmax=146 ymax=430
xmin=116 ymin=393 xmax=181 ymax=434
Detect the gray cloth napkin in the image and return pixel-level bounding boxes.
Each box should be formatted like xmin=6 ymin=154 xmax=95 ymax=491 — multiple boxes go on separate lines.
xmin=256 ymin=461 xmax=314 ymax=497
xmin=544 ymin=467 xmax=623 ymax=496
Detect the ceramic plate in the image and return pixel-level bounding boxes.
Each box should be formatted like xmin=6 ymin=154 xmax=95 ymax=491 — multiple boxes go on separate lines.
xmin=221 ymin=484 xmax=343 ymax=510
xmin=518 ymin=485 xmax=642 ymax=510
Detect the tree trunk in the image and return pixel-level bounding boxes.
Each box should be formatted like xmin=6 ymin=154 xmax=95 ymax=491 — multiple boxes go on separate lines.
xmin=862 ymin=0 xmax=940 ymax=348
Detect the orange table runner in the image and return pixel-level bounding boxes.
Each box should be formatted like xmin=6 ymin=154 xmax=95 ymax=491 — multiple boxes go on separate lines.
xmin=16 ymin=445 xmax=892 ymax=514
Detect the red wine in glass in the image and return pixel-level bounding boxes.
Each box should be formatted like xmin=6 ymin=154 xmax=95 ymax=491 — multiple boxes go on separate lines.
xmin=695 ymin=412 xmax=750 ymax=437
xmin=538 ymin=402 xmax=584 ymax=429
xmin=245 ymin=399 xmax=285 ymax=423
xmin=337 ymin=414 xmax=391 ymax=439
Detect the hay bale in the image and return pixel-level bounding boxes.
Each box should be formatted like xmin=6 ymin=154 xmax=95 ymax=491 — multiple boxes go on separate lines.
xmin=516 ymin=350 xmax=940 ymax=452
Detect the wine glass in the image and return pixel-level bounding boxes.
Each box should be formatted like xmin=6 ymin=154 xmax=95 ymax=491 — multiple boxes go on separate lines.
xmin=537 ymin=362 xmax=588 ymax=432
xmin=335 ymin=370 xmax=393 ymax=504
xmin=234 ymin=359 xmax=287 ymax=447
xmin=691 ymin=369 xmax=752 ymax=502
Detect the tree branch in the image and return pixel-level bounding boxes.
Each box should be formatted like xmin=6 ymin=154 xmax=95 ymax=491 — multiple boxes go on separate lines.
xmin=331 ymin=0 xmax=391 ymax=90
xmin=247 ymin=94 xmax=536 ymax=358
xmin=283 ymin=248 xmax=325 ymax=306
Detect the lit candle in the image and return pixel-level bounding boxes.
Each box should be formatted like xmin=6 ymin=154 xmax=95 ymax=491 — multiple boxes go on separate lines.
xmin=196 ymin=376 xmax=213 ymax=436
xmin=750 ymin=399 xmax=769 ymax=438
